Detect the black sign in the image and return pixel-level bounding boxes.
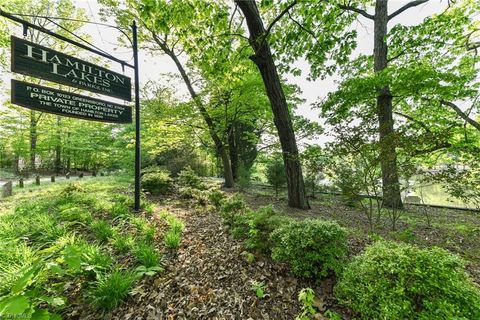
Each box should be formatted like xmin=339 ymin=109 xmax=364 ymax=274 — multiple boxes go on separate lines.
xmin=11 ymin=36 xmax=132 ymax=101
xmin=11 ymin=80 xmax=132 ymax=123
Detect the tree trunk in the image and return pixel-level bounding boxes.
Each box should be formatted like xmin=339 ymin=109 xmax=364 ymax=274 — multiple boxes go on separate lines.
xmin=153 ymin=36 xmax=234 ymax=188
xmin=374 ymin=0 xmax=403 ymax=209
xmin=13 ymin=154 xmax=19 ymax=174
xmin=228 ymin=125 xmax=239 ymax=180
xmin=30 ymin=110 xmax=37 ymax=173
xmin=235 ymin=0 xmax=309 ymax=209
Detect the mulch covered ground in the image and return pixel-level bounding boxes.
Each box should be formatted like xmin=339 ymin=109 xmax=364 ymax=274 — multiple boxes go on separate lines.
xmin=109 ymin=197 xmax=348 ymax=320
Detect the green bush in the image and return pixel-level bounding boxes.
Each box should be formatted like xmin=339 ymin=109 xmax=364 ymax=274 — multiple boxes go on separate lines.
xmin=208 ymin=189 xmax=225 ymax=208
xmin=142 ymin=170 xmax=173 ymax=195
xmin=245 ymin=205 xmax=284 ymax=252
xmin=177 ymin=167 xmax=205 ymax=189
xmin=178 ymin=186 xmax=195 ymax=199
xmin=335 ymin=241 xmax=480 ymax=319
xmin=270 ymin=219 xmax=347 ymax=278
xmin=219 ymin=194 xmax=248 ymax=227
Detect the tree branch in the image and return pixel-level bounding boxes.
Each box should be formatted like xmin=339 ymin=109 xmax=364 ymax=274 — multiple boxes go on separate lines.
xmin=287 ymin=11 xmax=317 ymax=40
xmin=440 ymin=100 xmax=480 ymax=131
xmin=265 ymin=0 xmax=297 ymax=37
xmin=393 ymin=111 xmax=431 ymax=133
xmin=388 ymin=0 xmax=429 ymax=21
xmin=338 ymin=4 xmax=374 ymax=20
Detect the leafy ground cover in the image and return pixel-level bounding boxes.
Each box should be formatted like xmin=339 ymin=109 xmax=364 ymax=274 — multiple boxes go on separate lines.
xmin=0 ymin=176 xmax=169 ymax=319
xmin=1 ymin=174 xmax=479 ymax=319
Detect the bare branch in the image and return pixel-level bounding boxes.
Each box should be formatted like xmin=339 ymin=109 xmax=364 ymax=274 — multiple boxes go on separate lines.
xmin=388 ymin=0 xmax=429 ymax=21
xmin=338 ymin=4 xmax=374 ymax=20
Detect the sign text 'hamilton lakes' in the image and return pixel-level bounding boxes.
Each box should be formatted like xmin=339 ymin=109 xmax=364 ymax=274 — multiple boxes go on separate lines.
xmin=11 ymin=36 xmax=132 ymax=101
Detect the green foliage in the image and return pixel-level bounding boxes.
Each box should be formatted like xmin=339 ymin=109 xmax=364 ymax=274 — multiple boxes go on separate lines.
xmin=61 ymin=183 xmax=85 ymax=196
xmin=58 ymin=206 xmax=93 ymax=224
xmin=219 ymin=193 xmax=248 ymax=227
xmin=164 ymin=229 xmax=182 ymax=249
xmin=89 ymin=269 xmax=137 ymax=311
xmin=90 ymin=220 xmax=115 ymax=243
xmin=251 ymin=281 xmax=267 ymax=299
xmin=270 ymin=219 xmax=348 ymax=278
xmin=335 ymin=241 xmax=480 ymax=319
xmin=110 ymin=202 xmax=130 ymax=219
xmin=177 ymin=167 xmax=205 ymax=190
xmin=142 ymin=170 xmax=173 ymax=195
xmin=161 ymin=211 xmax=184 ymax=250
xmin=296 ymin=288 xmax=316 ymax=320
xmin=113 ymin=234 xmax=135 ymax=253
xmin=207 ymin=189 xmax=226 ymax=208
xmin=245 ymin=206 xmax=283 ymax=252
xmin=266 ymin=156 xmax=287 ymax=197
xmin=0 ymin=177 xmax=158 ymax=316
xmin=129 ymin=216 xmax=156 ymax=243
xmin=133 ymin=243 xmax=161 ymax=268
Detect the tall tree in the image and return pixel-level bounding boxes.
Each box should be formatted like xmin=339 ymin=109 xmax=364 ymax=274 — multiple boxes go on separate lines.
xmin=100 ymin=0 xmax=239 ymax=187
xmin=234 ymin=0 xmax=309 ymax=209
xmin=334 ymin=0 xmax=430 ymax=209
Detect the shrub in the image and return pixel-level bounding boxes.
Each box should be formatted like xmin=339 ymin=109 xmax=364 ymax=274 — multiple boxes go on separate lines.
xmin=178 ymin=186 xmax=195 ymax=199
xmin=208 ymin=189 xmax=225 ymax=208
xmin=133 ymin=243 xmax=160 ymax=268
xmin=245 ymin=205 xmax=284 ymax=252
xmin=90 ymin=269 xmax=137 ymax=311
xmin=270 ymin=219 xmax=347 ymax=278
xmin=61 ymin=183 xmax=85 ymax=196
xmin=335 ymin=241 xmax=480 ymax=319
xmin=177 ymin=167 xmax=205 ymax=189
xmin=142 ymin=170 xmax=173 ymax=195
xmin=219 ymin=194 xmax=248 ymax=227
xmin=90 ymin=220 xmax=115 ymax=243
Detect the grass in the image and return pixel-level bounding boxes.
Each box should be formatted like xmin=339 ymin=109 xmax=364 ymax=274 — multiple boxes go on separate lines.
xmin=91 ymin=219 xmax=116 ymax=243
xmin=0 ymin=175 xmax=160 ymax=317
xmin=160 ymin=210 xmax=184 ymax=250
xmin=133 ymin=243 xmax=161 ymax=268
xmin=89 ymin=269 xmax=138 ymax=311
xmin=113 ymin=234 xmax=135 ymax=253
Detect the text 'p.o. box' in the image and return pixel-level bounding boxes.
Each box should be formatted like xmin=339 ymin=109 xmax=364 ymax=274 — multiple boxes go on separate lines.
xmin=11 ymin=80 xmax=132 ymax=123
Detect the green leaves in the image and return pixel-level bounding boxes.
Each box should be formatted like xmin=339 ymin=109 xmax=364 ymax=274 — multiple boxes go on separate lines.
xmin=0 ymin=295 xmax=31 ymax=315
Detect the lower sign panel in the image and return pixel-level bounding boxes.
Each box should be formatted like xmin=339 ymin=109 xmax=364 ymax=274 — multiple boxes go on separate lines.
xmin=11 ymin=80 xmax=132 ymax=123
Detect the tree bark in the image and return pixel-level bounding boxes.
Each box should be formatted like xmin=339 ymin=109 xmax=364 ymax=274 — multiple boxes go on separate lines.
xmin=235 ymin=0 xmax=309 ymax=209
xmin=152 ymin=35 xmax=234 ymax=188
xmin=228 ymin=125 xmax=239 ymax=180
xmin=374 ymin=0 xmax=403 ymax=209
